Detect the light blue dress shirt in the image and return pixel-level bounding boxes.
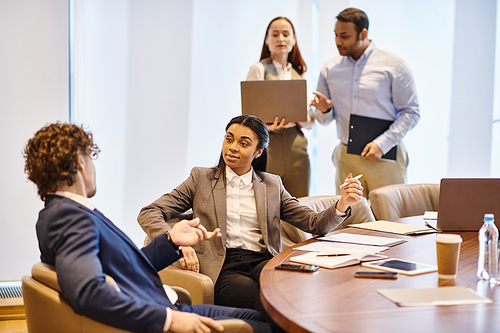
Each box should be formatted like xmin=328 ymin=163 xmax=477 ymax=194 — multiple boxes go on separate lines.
xmin=314 ymin=42 xmax=420 ymax=154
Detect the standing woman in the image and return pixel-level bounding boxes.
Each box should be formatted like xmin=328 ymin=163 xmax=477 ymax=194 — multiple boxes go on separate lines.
xmin=246 ymin=17 xmax=314 ymax=198
xmin=138 ymin=115 xmax=363 ymax=314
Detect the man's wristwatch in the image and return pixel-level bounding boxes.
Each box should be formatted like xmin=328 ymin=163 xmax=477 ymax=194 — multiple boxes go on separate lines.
xmin=165 ymin=232 xmax=181 ymax=255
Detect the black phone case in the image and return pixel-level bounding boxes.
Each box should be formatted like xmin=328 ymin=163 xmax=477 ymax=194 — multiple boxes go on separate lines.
xmin=275 ymin=264 xmax=319 ymax=272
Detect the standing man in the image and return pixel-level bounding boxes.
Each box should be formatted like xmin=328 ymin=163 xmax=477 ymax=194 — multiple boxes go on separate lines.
xmin=311 ymin=7 xmax=420 ymax=198
xmin=23 ymin=122 xmax=279 ymax=333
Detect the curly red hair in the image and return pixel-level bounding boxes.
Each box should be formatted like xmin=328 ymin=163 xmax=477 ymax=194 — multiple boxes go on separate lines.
xmin=23 ymin=123 xmax=100 ymax=200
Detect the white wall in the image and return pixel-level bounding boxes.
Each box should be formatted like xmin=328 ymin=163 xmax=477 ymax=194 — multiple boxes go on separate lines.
xmin=0 ymin=0 xmax=69 ymax=280
xmin=448 ymin=0 xmax=496 ymax=177
xmin=493 ymin=0 xmax=500 ymax=178
xmin=73 ymin=0 xmax=194 ymax=245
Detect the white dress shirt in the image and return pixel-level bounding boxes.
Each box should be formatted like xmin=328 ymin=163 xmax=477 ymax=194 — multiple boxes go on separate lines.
xmin=225 ymin=166 xmax=265 ymax=253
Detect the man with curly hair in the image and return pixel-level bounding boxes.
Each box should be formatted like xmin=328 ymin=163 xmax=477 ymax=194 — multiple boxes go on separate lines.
xmin=24 ymin=123 xmax=278 ymax=333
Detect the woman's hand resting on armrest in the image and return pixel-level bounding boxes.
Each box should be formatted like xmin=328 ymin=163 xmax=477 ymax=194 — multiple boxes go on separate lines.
xmin=178 ymin=246 xmax=199 ymax=273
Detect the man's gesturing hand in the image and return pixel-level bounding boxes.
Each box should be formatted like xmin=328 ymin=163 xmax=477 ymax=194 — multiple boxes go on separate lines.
xmin=169 ymin=218 xmax=221 ymax=247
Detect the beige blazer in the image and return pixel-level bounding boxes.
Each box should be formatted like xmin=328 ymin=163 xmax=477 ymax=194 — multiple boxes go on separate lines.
xmin=138 ymin=167 xmax=350 ymax=283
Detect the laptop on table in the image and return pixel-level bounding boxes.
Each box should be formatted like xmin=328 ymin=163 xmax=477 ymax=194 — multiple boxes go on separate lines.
xmin=435 ymin=178 xmax=500 ymax=231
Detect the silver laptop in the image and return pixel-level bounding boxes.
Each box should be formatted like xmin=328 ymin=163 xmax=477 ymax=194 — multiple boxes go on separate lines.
xmin=436 ymin=178 xmax=500 ymax=231
xmin=240 ymin=80 xmax=307 ymax=123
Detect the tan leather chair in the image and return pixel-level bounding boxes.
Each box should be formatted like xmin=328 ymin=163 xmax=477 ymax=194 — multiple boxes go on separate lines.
xmin=157 ymin=266 xmax=215 ymax=305
xmin=369 ymin=184 xmax=440 ymax=221
xmin=281 ymin=195 xmax=376 ymax=250
xmin=22 ymin=262 xmax=252 ymax=333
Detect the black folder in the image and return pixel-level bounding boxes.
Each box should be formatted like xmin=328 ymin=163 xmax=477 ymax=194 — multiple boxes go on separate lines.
xmin=347 ymin=114 xmax=397 ymax=161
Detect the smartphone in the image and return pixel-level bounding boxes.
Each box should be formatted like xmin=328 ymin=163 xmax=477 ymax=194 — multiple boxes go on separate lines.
xmin=275 ymin=264 xmax=319 ymax=272
xmin=355 ymin=271 xmax=398 ymax=279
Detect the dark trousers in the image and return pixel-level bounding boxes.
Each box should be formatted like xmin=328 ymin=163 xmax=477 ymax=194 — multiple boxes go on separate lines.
xmin=214 ymin=249 xmax=272 ymax=314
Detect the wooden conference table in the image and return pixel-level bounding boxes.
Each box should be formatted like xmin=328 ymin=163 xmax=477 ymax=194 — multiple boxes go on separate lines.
xmin=260 ymin=216 xmax=500 ymax=333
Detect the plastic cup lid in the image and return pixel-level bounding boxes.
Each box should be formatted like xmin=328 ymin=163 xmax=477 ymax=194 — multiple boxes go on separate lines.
xmin=436 ymin=234 xmax=462 ymax=243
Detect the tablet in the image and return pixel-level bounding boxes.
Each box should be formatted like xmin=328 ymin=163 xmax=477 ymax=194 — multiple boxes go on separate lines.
xmin=361 ymin=258 xmax=437 ymax=276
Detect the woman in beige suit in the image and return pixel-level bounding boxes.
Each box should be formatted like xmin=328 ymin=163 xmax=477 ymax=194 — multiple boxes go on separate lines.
xmin=246 ymin=17 xmax=314 ymax=198
xmin=138 ymin=115 xmax=363 ymax=314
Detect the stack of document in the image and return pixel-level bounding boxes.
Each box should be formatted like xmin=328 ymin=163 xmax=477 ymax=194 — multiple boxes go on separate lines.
xmin=349 ymin=221 xmax=437 ymax=236
xmin=289 ymin=233 xmax=399 ymax=269
xmin=318 ymin=232 xmax=407 ymax=246
xmin=423 ymin=211 xmax=438 ymax=229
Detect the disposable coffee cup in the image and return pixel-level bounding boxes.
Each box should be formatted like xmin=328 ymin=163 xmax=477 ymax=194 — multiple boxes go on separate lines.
xmin=435 ymin=234 xmax=462 ymax=279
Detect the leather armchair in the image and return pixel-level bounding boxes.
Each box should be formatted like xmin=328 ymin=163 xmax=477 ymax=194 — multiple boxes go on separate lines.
xmin=369 ymin=183 xmax=440 ymax=221
xmin=157 ymin=266 xmax=214 ymax=305
xmin=22 ymin=262 xmax=252 ymax=333
xmin=281 ymin=195 xmax=376 ymax=250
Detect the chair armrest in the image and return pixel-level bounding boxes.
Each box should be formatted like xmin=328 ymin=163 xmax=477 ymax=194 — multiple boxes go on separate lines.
xmin=31 ymin=262 xmax=60 ymax=292
xmin=166 ymin=319 xmax=252 ymax=333
xmin=158 ymin=266 xmax=214 ymax=305
xmin=211 ymin=319 xmax=253 ymax=333
xmin=170 ymin=286 xmax=192 ymax=306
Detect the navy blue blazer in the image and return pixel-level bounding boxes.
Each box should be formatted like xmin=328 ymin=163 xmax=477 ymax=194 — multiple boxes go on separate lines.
xmin=36 ymin=195 xmax=182 ymax=332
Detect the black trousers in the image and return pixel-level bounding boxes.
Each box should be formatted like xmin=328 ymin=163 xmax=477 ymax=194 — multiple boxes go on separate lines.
xmin=214 ymin=249 xmax=272 ymax=315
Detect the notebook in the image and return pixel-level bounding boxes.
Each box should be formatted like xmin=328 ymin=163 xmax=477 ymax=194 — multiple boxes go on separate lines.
xmin=350 ymin=221 xmax=437 ymax=235
xmin=240 ymin=80 xmax=307 ymax=123
xmin=319 ymin=233 xmax=406 ymax=247
xmin=435 ymin=178 xmax=500 ymax=231
xmin=290 ymin=251 xmax=387 ymax=269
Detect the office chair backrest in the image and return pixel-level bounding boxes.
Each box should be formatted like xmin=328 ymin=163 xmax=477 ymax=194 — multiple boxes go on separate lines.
xmin=369 ymin=184 xmax=440 ymax=221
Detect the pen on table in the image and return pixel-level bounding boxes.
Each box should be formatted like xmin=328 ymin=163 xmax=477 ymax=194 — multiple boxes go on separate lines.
xmin=316 ymin=253 xmax=350 ymax=257
xmin=340 ymin=174 xmax=363 ymax=187
xmin=405 ymin=229 xmax=439 ymax=235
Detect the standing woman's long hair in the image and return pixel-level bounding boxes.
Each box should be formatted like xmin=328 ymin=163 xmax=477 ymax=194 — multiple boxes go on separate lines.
xmin=259 ymin=16 xmax=307 ymax=75
xmin=216 ymin=115 xmax=269 ymax=176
